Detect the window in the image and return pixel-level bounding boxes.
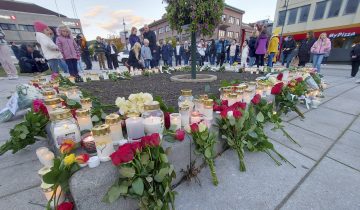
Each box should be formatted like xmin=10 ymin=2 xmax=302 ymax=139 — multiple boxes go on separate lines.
xmin=332 ymin=37 xmax=346 ymax=48
xmin=236 ymin=18 xmax=240 ymax=26
xmin=235 ymin=32 xmax=239 ymax=39
xmin=159 ymin=27 xmax=164 ymax=34
xmin=221 ymin=14 xmax=227 ymax=22
xmin=218 ymin=30 xmax=225 ymax=37
xmin=344 ymin=0 xmax=359 ymax=14
xmin=328 ymin=0 xmax=343 ymax=17
xmin=18 ymin=24 xmax=35 ymax=32
xmin=277 ymin=10 xmax=286 ymax=26
xmin=70 ymin=28 xmax=81 ymax=34
xmin=165 ymin=25 xmax=170 ymax=32
xmin=287 ymin=7 xmax=298 ymax=25
xmin=313 ymin=1 xmax=328 ymax=20
xmin=227 ymin=31 xmax=234 ymax=38
xmin=299 ymin=5 xmax=310 ymax=22
xmin=229 ymin=16 xmax=235 ymax=24
xmin=0 ymin=23 xmax=16 ymax=30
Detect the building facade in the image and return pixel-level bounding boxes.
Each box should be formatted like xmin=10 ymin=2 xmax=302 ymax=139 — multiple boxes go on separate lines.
xmin=145 ymin=4 xmax=245 ymax=43
xmin=273 ymin=0 xmax=360 ymax=62
xmin=0 ymin=0 xmax=82 ymax=44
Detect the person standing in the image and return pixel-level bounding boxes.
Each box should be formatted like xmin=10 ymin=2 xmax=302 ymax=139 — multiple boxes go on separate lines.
xmin=76 ymin=34 xmax=92 ymax=70
xmin=350 ymin=43 xmax=360 ymax=80
xmin=216 ymin=37 xmax=227 ymax=67
xmin=103 ymin=40 xmax=112 ymax=69
xmin=141 ymin=39 xmax=152 ymax=69
xmin=129 ymin=27 xmax=141 ymax=48
xmin=34 ymin=21 xmax=67 ymax=73
xmin=0 ymin=28 xmax=18 ymax=79
xmin=281 ymin=35 xmax=296 ymax=68
xmin=311 ymin=33 xmax=331 ymax=72
xmin=56 ymin=24 xmax=80 ymax=77
xmin=142 ymin=25 xmax=157 ymax=67
xmin=152 ymin=41 xmax=161 ymax=67
xmin=107 ymin=41 xmax=119 ymax=70
xmin=267 ymin=33 xmax=279 ymax=67
xmin=255 ymin=30 xmax=268 ymax=68
xmin=174 ymin=41 xmax=184 ymax=66
xmin=298 ymin=32 xmax=316 ymax=67
xmin=229 ymin=40 xmax=237 ymax=65
xmin=209 ymin=39 xmax=216 ymax=66
xmin=240 ymin=40 xmax=249 ymax=67
xmin=94 ymin=36 xmax=106 ymax=70
xmin=248 ymin=31 xmax=258 ymax=67
xmin=197 ymin=39 xmax=206 ymax=66
xmin=183 ymin=41 xmax=190 ymax=65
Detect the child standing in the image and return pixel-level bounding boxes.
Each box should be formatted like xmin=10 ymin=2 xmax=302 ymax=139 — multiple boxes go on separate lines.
xmin=141 ymin=39 xmax=152 ymax=69
xmin=0 ymin=28 xmax=18 ymax=79
xmin=34 ymin=21 xmax=67 ymax=73
xmin=56 ymin=25 xmax=80 ymax=77
xmin=240 ymin=40 xmax=249 ymax=67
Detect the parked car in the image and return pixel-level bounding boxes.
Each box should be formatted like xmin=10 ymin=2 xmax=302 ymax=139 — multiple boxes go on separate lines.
xmin=117 ymin=50 xmax=129 ymax=65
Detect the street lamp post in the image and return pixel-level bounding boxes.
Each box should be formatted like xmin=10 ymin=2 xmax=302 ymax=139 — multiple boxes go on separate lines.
xmin=123 ymin=18 xmax=128 ymax=50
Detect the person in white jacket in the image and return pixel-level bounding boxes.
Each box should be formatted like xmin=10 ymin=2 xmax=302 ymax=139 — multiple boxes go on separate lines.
xmin=240 ymin=40 xmax=249 ymax=67
xmin=34 ymin=21 xmax=68 ymax=73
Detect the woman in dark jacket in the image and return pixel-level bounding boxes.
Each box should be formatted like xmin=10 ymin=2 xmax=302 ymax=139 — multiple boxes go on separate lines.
xmin=127 ymin=42 xmax=143 ymax=70
xmin=248 ymin=31 xmax=258 ymax=67
xmin=298 ymin=32 xmax=316 ymax=66
xmin=350 ymin=43 xmax=360 ymax=78
xmin=18 ymin=44 xmax=49 ymax=73
xmin=129 ymin=27 xmax=141 ymax=48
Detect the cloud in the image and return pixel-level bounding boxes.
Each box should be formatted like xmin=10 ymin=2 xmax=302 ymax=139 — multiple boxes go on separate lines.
xmin=97 ymin=9 xmax=151 ymax=32
xmin=83 ymin=5 xmax=106 ymax=18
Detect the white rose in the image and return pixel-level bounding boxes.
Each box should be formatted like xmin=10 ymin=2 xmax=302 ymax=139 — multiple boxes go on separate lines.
xmin=115 ymin=97 xmax=126 ymax=108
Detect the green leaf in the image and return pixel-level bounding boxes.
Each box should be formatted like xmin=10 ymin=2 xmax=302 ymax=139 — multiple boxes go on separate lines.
xmin=256 ymin=112 xmax=264 ymax=123
xmin=141 ymin=153 xmax=150 ymax=165
xmin=91 ymin=115 xmax=100 ymax=122
xmin=107 ymin=185 xmax=127 ymax=203
xmin=132 ymin=178 xmax=144 ymax=196
xmin=248 ymin=131 xmax=258 ymax=139
xmin=119 ymin=166 xmax=135 ymax=178
xmin=160 ymin=153 xmax=168 ymax=163
xmin=154 ymin=167 xmax=169 ymax=182
xmin=204 ymin=147 xmax=212 ymax=159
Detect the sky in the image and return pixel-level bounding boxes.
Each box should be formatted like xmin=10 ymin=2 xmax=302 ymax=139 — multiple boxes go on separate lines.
xmin=21 ymin=0 xmax=277 ymax=40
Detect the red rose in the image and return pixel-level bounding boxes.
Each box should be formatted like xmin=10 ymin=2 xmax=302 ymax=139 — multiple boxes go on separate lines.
xmin=33 ymin=83 xmax=41 ymax=89
xmin=141 ymin=133 xmax=160 ymax=147
xmin=221 ymin=100 xmax=228 ymax=107
xmin=213 ymin=104 xmax=222 ymax=112
xmin=130 ymin=142 xmax=143 ymax=153
xmin=57 ymin=202 xmax=74 ymax=210
xmin=164 ymin=112 xmax=170 ymax=130
xmin=295 ymin=77 xmax=303 ymax=83
xmin=220 ymin=109 xmax=228 ymax=118
xmin=70 ymin=108 xmax=77 ymax=120
xmin=32 ymin=99 xmax=49 ymax=117
xmin=230 ymin=102 xmax=246 ymax=110
xmin=75 ymin=153 xmax=89 ymax=164
xmin=233 ymin=110 xmax=242 ymax=119
xmin=277 ymin=73 xmax=283 ymax=81
xmin=190 ymin=123 xmax=199 ymax=133
xmin=238 ymin=102 xmax=247 ymax=110
xmin=110 ymin=144 xmax=134 ymax=166
xmin=251 ymin=94 xmax=261 ymax=105
xmin=175 ymin=129 xmax=185 ymax=141
xmin=271 ymin=82 xmax=284 ymax=95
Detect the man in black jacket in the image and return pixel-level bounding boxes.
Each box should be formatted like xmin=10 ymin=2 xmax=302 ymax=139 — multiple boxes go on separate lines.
xmin=350 ymin=43 xmax=360 ymax=81
xmin=143 ymin=25 xmax=157 ymax=67
xmin=282 ymin=35 xmax=296 ymax=68
xmin=248 ymin=32 xmax=258 ymax=67
xmin=18 ymin=44 xmax=48 ymax=73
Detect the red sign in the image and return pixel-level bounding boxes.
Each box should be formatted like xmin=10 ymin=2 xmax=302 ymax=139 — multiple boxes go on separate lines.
xmin=289 ymin=26 xmax=360 ymax=41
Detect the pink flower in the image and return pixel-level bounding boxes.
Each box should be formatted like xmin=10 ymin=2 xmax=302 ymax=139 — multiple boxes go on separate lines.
xmin=57 ymin=202 xmax=74 ymax=210
xmin=190 ymin=123 xmax=199 ymax=133
xmin=51 ymin=73 xmax=59 ymax=81
xmin=32 ymin=99 xmax=48 ymax=117
xmin=277 ymin=73 xmax=283 ymax=81
xmin=233 ymin=110 xmax=242 ymax=119
xmin=251 ymin=94 xmax=261 ymax=105
xmin=175 ymin=129 xmax=185 ymax=141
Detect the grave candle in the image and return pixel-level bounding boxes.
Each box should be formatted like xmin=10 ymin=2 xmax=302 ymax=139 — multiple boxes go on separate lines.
xmin=266 ymin=85 xmax=272 ymax=96
xmin=248 ymin=81 xmax=257 ymax=91
xmin=44 ymin=98 xmax=62 ymax=112
xmin=236 ymin=90 xmax=244 ymax=102
xmin=41 ymin=151 xmax=55 ymax=167
xmin=36 ymin=147 xmax=49 ymax=164
xmin=76 ymin=109 xmax=93 ymax=132
xmin=91 ymin=124 xmax=115 ymax=162
xmin=179 ymin=105 xmax=190 ymax=127
xmin=202 ymin=99 xmax=214 ymax=120
xmin=228 ymin=93 xmax=238 ymax=106
xmin=256 ymin=86 xmax=264 ymax=96
xmin=194 ymin=99 xmax=203 ymax=113
xmin=66 ymin=87 xmax=81 ymax=102
xmin=105 ymin=113 xmax=125 ymax=145
xmin=143 ymin=116 xmax=162 ymax=135
xmin=80 ymin=98 xmax=92 ymax=110
xmin=190 ymin=111 xmax=202 ymax=124
xmin=170 ymin=113 xmax=182 ymax=131
xmin=243 ymin=89 xmax=254 ymax=104
xmin=41 ymin=183 xmax=65 ymax=205
xmin=125 ymin=114 xmax=145 ymax=140
xmin=42 ymin=90 xmax=56 ymax=99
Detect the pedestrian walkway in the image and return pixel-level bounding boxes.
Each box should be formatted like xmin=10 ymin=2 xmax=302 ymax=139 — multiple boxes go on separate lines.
xmin=0 ymin=67 xmax=359 ymax=209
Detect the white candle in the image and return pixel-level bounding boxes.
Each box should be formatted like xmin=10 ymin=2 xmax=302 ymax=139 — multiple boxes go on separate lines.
xmin=67 ymin=92 xmax=81 ymax=102
xmin=179 ymin=106 xmax=190 ymax=127
xmin=80 ymin=98 xmax=92 ymax=110
xmin=126 ymin=116 xmax=145 ymax=140
xmin=42 ymin=184 xmax=65 ymax=206
xmin=92 ymin=125 xmax=115 ymax=162
xmin=36 ymin=147 xmax=49 ymax=163
xmin=77 ymin=116 xmax=93 ymax=131
xmin=243 ymin=90 xmax=254 ymax=104
xmin=170 ymin=113 xmax=182 ymax=131
xmin=228 ymin=93 xmax=238 ymax=106
xmin=266 ymin=85 xmax=272 ymax=96
xmin=203 ymin=99 xmax=214 ymax=120
xmin=44 ymin=98 xmax=61 ymax=112
xmin=109 ymin=123 xmax=124 ymax=144
xmin=143 ymin=116 xmax=163 ymax=135
xmin=283 ymin=70 xmax=289 ymax=81
xmin=190 ymin=111 xmax=202 ymax=124
xmin=41 ymin=152 xmax=55 ymax=167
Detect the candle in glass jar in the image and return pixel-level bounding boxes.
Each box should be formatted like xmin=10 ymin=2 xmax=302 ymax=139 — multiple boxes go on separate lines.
xmin=190 ymin=111 xmax=202 ymax=124
xmin=236 ymin=90 xmax=243 ymax=102
xmin=194 ymin=99 xmax=203 ymax=113
xmin=82 ymin=135 xmax=97 ymax=154
xmin=143 ymin=116 xmax=163 ymax=135
xmin=92 ymin=124 xmax=115 ymax=162
xmin=41 ymin=183 xmax=65 ymax=206
xmin=256 ymin=86 xmax=264 ymax=96
xmin=179 ymin=105 xmax=190 ymax=127
xmin=105 ymin=113 xmax=124 ymax=145
xmin=44 ymin=98 xmax=62 ymax=112
xmin=266 ymin=85 xmax=272 ymax=96
xmin=41 ymin=151 xmax=55 ymax=167
xmin=228 ymin=93 xmax=238 ymax=106
xmin=170 ymin=113 xmax=182 ymax=131
xmin=80 ymin=98 xmax=92 ymax=110
xmin=76 ymin=109 xmax=93 ymax=132
xmin=202 ymin=99 xmax=214 ymax=120
xmin=66 ymin=87 xmax=81 ymax=102
xmin=125 ymin=114 xmax=145 ymax=140
xmin=43 ymin=90 xmax=56 ymax=99
xmin=248 ymin=82 xmax=257 ymax=91
xmin=243 ymin=89 xmax=254 ymax=104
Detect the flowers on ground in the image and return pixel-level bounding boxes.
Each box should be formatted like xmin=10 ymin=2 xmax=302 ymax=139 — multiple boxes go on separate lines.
xmin=57 ymin=202 xmax=74 ymax=210
xmin=32 ymin=99 xmax=49 ymax=117
xmin=64 ymin=154 xmax=76 ymax=166
xmin=115 ymin=92 xmax=153 ymax=116
xmin=59 ymin=139 xmax=76 ymax=154
xmin=75 ymin=154 xmax=89 ymax=164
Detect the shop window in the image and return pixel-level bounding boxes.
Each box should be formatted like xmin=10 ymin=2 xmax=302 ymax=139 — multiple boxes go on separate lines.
xmin=227 ymin=31 xmax=234 ymax=38
xmin=313 ymin=1 xmax=328 ymax=20
xmin=218 ymin=30 xmax=225 ymax=37
xmin=277 ymin=10 xmax=286 ymax=26
xmin=287 ymin=7 xmax=298 ymax=25
xmin=328 ymin=0 xmax=343 ymax=18
xmin=344 ymin=0 xmax=359 ymax=14
xmin=18 ymin=24 xmax=35 ymax=32
xmin=0 ymin=23 xmax=16 ymax=30
xmin=298 ymin=5 xmax=310 ymax=23
xmin=332 ymin=37 xmax=346 ymax=48
xmin=236 ymin=18 xmax=240 ymax=26
xmin=165 ymin=25 xmax=170 ymax=32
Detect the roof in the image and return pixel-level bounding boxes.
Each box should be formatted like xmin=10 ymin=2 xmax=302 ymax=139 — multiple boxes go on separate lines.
xmin=0 ymin=0 xmax=66 ymax=17
xmin=224 ymin=3 xmax=245 ymax=14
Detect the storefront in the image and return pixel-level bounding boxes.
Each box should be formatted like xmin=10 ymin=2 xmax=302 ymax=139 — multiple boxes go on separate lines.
xmin=285 ymin=24 xmax=360 ymax=63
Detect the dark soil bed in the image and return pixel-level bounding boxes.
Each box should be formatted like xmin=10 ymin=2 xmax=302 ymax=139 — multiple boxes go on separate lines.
xmin=78 ymin=72 xmax=258 ymax=109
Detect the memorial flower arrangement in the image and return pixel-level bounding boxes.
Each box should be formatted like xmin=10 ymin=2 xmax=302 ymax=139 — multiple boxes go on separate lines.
xmin=272 ymin=82 xmax=305 ymax=118
xmin=104 ymin=133 xmax=176 ymax=210
xmin=115 ymin=92 xmax=154 ymax=116
xmin=42 ymin=140 xmax=80 ymax=210
xmin=186 ymin=122 xmax=218 ymax=186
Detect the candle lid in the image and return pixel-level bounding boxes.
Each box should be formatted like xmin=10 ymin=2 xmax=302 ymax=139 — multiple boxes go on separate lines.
xmin=80 ymin=98 xmax=92 ymax=104
xmin=30 ymin=79 xmax=39 ymax=83
xmin=236 ymin=90 xmax=244 ymax=96
xmin=238 ymin=83 xmax=248 ymax=89
xmin=245 ymin=89 xmax=253 ymax=93
xmin=181 ymin=89 xmax=192 ymax=96
xmin=92 ymin=124 xmax=110 ymax=136
xmin=203 ymin=99 xmax=213 ymax=106
xmin=50 ymin=108 xmax=72 ymax=121
xmin=223 ymin=88 xmax=232 ymax=93
xmin=248 ymin=81 xmax=257 ymax=86
xmin=199 ymin=94 xmax=208 ymax=100
xmin=127 ymin=112 xmax=140 ymax=118
xmin=58 ymin=86 xmax=70 ymax=91
xmin=43 ymin=90 xmax=55 ymax=96
xmin=144 ymin=101 xmax=160 ymax=111
xmin=179 ymin=105 xmax=190 ymax=111
xmin=228 ymin=93 xmax=237 ymax=99
xmin=44 ymin=97 xmax=61 ymax=105
xmin=105 ymin=113 xmax=121 ymax=124
xmin=76 ymin=108 xmax=90 ymax=117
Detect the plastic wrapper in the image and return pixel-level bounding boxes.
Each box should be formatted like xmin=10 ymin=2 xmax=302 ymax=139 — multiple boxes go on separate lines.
xmin=304 ymin=75 xmax=320 ymax=90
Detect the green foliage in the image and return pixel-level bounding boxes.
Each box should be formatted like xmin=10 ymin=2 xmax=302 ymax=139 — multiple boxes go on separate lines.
xmin=154 ymin=96 xmax=175 ymax=113
xmin=220 ymin=79 xmax=241 ymax=88
xmin=164 ymin=0 xmax=225 ymax=36
xmin=0 ymin=111 xmax=49 ymax=155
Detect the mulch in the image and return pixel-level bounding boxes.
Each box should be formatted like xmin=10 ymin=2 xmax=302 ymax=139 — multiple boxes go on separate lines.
xmin=78 ymin=72 xmax=259 ymax=109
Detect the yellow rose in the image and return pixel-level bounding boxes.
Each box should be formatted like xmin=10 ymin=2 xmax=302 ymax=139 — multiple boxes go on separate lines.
xmin=64 ymin=154 xmax=76 ymax=166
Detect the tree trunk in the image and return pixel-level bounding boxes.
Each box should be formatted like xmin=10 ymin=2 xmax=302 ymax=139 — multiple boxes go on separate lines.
xmin=191 ymin=31 xmax=196 ymax=79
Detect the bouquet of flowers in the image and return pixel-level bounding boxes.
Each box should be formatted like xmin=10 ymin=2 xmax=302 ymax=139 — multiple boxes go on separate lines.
xmin=104 ymin=133 xmax=176 ymax=210
xmin=115 ymin=92 xmax=153 ymax=116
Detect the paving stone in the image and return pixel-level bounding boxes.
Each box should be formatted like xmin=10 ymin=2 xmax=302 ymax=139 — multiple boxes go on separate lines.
xmin=323 ymin=82 xmax=358 ymax=97
xmin=175 ymin=142 xmax=315 ymax=210
xmin=349 ymin=116 xmax=360 ymax=134
xmin=290 ymin=107 xmax=355 ymax=140
xmin=0 ymin=159 xmax=42 ymax=197
xmin=282 ymin=104 xmax=309 ymax=122
xmin=281 ymin=157 xmax=360 ymax=210
xmin=327 ymin=130 xmax=360 ymax=170
xmin=322 ymin=95 xmax=360 ymax=115
xmin=0 ymin=187 xmax=44 ymax=210
xmin=265 ymin=122 xmax=333 ymax=160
